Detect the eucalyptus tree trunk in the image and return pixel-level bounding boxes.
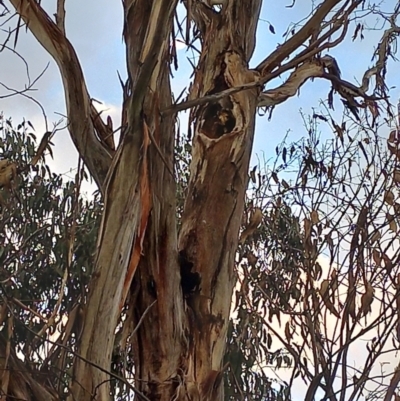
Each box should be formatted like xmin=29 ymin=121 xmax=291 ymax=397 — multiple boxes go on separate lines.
xmin=6 ymin=0 xmax=385 ymax=400
xmin=126 ymin=2 xmax=262 ymax=400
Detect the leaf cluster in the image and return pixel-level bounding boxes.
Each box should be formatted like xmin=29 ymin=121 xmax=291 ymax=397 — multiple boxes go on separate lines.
xmin=0 ymin=116 xmax=102 ymax=380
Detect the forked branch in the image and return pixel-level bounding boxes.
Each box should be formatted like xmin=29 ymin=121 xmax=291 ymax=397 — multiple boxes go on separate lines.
xmin=256 ymin=0 xmax=349 ymax=75
xmin=8 ymin=0 xmax=112 ymax=191
xmin=55 ymin=0 xmax=65 ymax=34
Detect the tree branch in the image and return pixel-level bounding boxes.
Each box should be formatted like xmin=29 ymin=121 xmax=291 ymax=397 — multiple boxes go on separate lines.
xmin=256 ymin=0 xmax=349 ymax=76
xmin=162 ymin=76 xmax=262 ymax=115
xmin=257 ymin=55 xmax=383 ymax=109
xmin=257 ymin=59 xmax=326 ymax=107
xmin=55 ymin=0 xmax=65 ymax=34
xmin=383 ymin=362 xmax=400 ymax=401
xmin=8 ymin=0 xmax=112 ymax=192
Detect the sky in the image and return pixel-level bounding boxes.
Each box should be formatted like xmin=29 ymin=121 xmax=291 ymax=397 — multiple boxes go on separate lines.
xmin=1 ymin=0 xmax=400 ymax=399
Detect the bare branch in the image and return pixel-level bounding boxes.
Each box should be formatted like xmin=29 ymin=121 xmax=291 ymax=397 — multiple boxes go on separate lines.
xmin=8 ymin=0 xmax=112 ymax=191
xmin=55 ymin=0 xmax=65 ymax=34
xmin=162 ymin=76 xmax=262 ymax=115
xmin=383 ymin=363 xmax=400 ymax=401
xmin=257 ymin=59 xmax=325 ymax=107
xmin=257 ymin=55 xmax=384 ymax=109
xmin=256 ymin=0 xmax=348 ymax=75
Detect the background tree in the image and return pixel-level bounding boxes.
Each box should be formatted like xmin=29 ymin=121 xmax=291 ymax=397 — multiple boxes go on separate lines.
xmin=0 ymin=0 xmax=400 ymax=400
xmin=227 ymin=109 xmax=400 ymax=401
xmin=0 ymin=115 xmax=102 ymax=399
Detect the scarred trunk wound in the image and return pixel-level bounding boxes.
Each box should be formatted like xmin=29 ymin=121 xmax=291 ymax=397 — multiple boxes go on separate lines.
xmin=177 ymin=50 xmax=260 ymax=399
xmin=131 ymin=48 xmax=260 ymax=401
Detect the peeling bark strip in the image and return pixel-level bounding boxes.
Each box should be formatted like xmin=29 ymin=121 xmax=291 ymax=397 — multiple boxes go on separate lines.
xmin=119 ymin=120 xmax=151 ymax=310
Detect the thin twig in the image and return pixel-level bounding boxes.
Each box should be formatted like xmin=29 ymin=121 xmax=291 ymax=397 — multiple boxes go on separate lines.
xmin=56 ymin=0 xmax=66 ymax=34
xmin=21 ymin=322 xmax=152 ymax=401
xmin=148 ymin=128 xmax=174 ymax=178
xmin=131 ymin=300 xmax=157 ymax=337
xmin=383 ymin=363 xmax=400 ymax=401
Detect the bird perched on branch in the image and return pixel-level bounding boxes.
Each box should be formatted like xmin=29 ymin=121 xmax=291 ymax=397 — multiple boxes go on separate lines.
xmin=321 ymin=55 xmax=381 ymax=122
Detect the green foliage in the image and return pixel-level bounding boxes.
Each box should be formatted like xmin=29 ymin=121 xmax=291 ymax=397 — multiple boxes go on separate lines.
xmin=225 ymin=109 xmax=400 ymax=401
xmin=0 ymin=115 xmax=102 ymax=356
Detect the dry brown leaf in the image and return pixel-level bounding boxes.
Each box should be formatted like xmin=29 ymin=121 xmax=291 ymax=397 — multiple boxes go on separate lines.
xmin=319 ymin=280 xmax=340 ymax=318
xmin=384 ymin=190 xmax=395 ymax=205
xmin=327 ymin=165 xmax=333 ymax=180
xmin=388 ymin=142 xmax=400 ymax=159
xmin=386 ymin=212 xmax=395 ymax=222
xmin=282 ymin=179 xmax=290 ymax=189
xmin=372 ymin=249 xmax=381 ymax=266
xmin=348 ymin=295 xmax=356 ymax=320
xmin=382 ymin=253 xmax=393 ymax=273
xmin=320 ymin=279 xmax=329 ymax=298
xmin=284 ymin=322 xmax=292 ymax=343
xmin=314 ymin=262 xmax=323 ymax=281
xmin=304 ymin=218 xmax=312 ymax=238
xmin=331 ymin=269 xmax=338 ymax=292
xmin=311 ymin=210 xmax=319 ymax=224
xmin=246 ymin=252 xmax=258 ymax=267
xmin=302 ymin=174 xmax=307 ymax=188
xmin=360 ymin=282 xmax=374 ymax=317
xmin=394 ymin=170 xmax=400 ymax=183
xmin=389 ymin=219 xmax=398 ymax=233
xmin=272 ymin=172 xmax=279 ymax=184
xmin=324 ymin=299 xmax=340 ymax=318
xmin=239 ymin=207 xmax=263 ymax=244
xmin=332 ymin=120 xmax=344 ymax=140
xmin=388 ymin=130 xmax=397 ymax=143
xmin=370 ymin=231 xmax=381 ymax=244
xmin=249 ymin=207 xmax=263 ymax=227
